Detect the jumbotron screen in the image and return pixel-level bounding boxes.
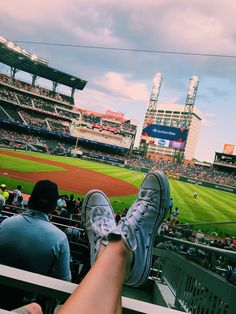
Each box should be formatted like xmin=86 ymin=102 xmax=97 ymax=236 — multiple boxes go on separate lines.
xmin=142 ymin=124 xmax=187 ymax=150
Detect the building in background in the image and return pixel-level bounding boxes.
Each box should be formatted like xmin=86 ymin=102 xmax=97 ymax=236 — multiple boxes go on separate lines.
xmin=142 ymin=103 xmax=202 ymax=161
xmin=140 ymin=74 xmax=202 ymax=161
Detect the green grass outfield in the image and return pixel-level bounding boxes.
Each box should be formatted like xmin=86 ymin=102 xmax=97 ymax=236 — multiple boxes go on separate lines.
xmin=1 ymin=149 xmax=236 ymax=237
xmin=0 ymin=154 xmax=65 ymax=172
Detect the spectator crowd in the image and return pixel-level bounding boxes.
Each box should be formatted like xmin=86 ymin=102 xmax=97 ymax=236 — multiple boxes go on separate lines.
xmin=0 ymin=73 xmax=73 ymax=105
xmin=156 ymin=218 xmax=236 ymax=285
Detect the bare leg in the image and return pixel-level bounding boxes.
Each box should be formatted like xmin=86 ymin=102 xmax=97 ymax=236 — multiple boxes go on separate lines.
xmin=115 ymin=297 xmax=122 ymax=314
xmin=12 ymin=302 xmax=42 ymax=314
xmin=93 ymin=243 xmax=122 ymax=314
xmin=58 ymin=240 xmax=132 ymax=314
xmin=95 ymin=243 xmax=106 ymax=259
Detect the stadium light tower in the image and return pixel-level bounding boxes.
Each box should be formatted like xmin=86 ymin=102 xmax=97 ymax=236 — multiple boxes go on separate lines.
xmin=150 ymin=73 xmax=162 ymax=107
xmin=139 ymin=73 xmax=162 ymax=157
xmin=184 ymin=75 xmax=199 ymax=124
xmin=175 ymin=75 xmax=199 ymax=162
xmin=144 ymin=73 xmax=162 ymax=127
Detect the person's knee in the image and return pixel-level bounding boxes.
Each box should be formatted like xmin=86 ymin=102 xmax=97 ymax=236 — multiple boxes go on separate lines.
xmin=28 ymin=302 xmax=43 ymax=314
xmin=13 ymin=302 xmax=43 ymax=314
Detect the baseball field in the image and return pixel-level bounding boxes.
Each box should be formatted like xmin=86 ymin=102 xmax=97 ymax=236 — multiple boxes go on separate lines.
xmin=0 ymin=148 xmax=235 ymax=237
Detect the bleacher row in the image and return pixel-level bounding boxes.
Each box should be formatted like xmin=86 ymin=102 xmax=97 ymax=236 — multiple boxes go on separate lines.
xmin=0 ymin=127 xmax=72 ymax=154
xmin=0 ymin=83 xmax=77 ymax=118
xmin=0 ymin=74 xmax=137 ymax=134
xmin=0 ymin=73 xmax=74 ymax=105
xmin=128 ymin=157 xmax=236 ymax=188
xmin=0 ymin=75 xmax=137 ymax=152
xmin=0 ymin=86 xmax=71 ymax=134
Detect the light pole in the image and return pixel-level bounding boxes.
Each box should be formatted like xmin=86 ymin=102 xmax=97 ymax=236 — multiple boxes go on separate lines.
xmin=74 ymin=110 xmax=83 ymax=157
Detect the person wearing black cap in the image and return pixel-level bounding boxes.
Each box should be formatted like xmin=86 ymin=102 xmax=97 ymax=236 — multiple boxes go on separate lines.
xmin=0 ymin=180 xmax=71 ymax=282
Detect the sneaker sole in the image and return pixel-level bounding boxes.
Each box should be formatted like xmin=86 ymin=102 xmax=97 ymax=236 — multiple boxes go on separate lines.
xmin=127 ymin=171 xmax=170 ymax=287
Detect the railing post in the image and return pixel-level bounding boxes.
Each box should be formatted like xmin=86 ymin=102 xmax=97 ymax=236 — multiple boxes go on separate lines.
xmin=174 ymin=267 xmax=188 ymax=311
xmin=228 ymin=284 xmax=236 ymax=314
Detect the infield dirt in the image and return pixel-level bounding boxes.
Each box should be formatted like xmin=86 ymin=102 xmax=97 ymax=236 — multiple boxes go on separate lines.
xmin=0 ymin=151 xmax=138 ymax=196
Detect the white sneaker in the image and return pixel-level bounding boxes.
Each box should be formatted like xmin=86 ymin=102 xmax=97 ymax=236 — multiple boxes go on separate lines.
xmin=120 ymin=171 xmax=170 ymax=286
xmin=81 ymin=190 xmax=117 ymax=265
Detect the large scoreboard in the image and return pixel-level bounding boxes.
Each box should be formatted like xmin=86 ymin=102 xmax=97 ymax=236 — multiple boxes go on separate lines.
xmin=142 ymin=124 xmax=187 ymax=150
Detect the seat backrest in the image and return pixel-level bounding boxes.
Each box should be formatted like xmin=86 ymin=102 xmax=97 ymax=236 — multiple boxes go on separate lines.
xmin=69 ymin=242 xmax=90 ymax=262
xmin=0 ymin=285 xmax=26 ymax=310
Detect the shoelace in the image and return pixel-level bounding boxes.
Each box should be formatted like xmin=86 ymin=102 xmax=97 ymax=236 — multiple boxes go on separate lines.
xmin=136 ymin=190 xmax=158 ymax=204
xmin=91 ymin=206 xmax=116 ymax=237
xmin=119 ymin=217 xmax=137 ymax=251
xmin=119 ymin=190 xmax=159 ymax=251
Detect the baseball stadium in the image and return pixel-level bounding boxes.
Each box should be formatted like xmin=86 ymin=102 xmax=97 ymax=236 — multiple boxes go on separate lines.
xmin=0 ymin=36 xmax=236 ymax=313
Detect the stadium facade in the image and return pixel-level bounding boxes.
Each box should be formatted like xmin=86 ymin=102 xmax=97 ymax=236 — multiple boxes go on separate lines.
xmin=141 ymin=103 xmax=202 ymax=161
xmin=0 ymin=35 xmax=138 ymax=156
xmin=71 ymin=109 xmax=138 ymax=151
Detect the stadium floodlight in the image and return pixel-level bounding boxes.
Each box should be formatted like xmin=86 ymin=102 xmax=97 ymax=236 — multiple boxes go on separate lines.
xmin=7 ymin=41 xmax=15 ymax=49
xmin=1 ymin=34 xmax=49 ymax=66
xmin=0 ymin=36 xmax=8 ymax=44
xmin=31 ymin=54 xmax=37 ymax=61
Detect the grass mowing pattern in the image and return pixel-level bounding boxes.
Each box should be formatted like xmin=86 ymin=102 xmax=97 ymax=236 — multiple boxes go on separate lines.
xmin=0 ymin=154 xmax=65 ymax=172
xmin=169 ymin=180 xmax=236 ymax=236
xmin=1 ymin=150 xmax=145 ymax=187
xmin=1 ymin=149 xmax=236 ymax=236
xmin=0 ymin=176 xmax=35 ymax=193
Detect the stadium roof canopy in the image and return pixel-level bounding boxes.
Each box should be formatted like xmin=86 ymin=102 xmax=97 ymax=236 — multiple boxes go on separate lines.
xmin=0 ymin=38 xmax=87 ymax=91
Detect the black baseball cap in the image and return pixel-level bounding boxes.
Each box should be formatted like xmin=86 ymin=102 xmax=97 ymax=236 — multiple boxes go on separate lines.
xmin=28 ymin=180 xmax=59 ymax=213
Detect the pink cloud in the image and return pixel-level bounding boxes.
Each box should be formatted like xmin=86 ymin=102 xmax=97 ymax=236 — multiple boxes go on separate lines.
xmin=96 ymin=72 xmax=149 ymax=102
xmin=75 ymin=87 xmax=119 ymax=113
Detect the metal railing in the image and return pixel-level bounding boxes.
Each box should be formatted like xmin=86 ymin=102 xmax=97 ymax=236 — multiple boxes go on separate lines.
xmin=0 ymin=264 xmax=181 ymax=314
xmin=153 ymin=242 xmax=236 ymax=314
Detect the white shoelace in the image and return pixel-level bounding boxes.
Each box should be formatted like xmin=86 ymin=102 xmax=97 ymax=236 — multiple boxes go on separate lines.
xmin=119 ymin=190 xmax=159 ymax=251
xmin=119 ymin=217 xmax=137 ymax=251
xmin=91 ymin=206 xmax=116 ymax=237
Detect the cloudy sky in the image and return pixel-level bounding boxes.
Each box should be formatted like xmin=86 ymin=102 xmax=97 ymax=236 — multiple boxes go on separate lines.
xmin=1 ymin=0 xmax=236 ymax=162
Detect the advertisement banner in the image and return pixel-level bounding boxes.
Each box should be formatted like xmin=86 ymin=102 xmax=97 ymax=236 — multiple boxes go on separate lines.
xmin=223 ymin=144 xmax=234 ymax=155
xmin=142 ymin=124 xmax=187 ymax=142
xmin=179 ymin=177 xmax=236 ymax=194
xmin=169 ymin=140 xmax=185 ymax=150
xmin=155 ymin=138 xmax=170 ymax=147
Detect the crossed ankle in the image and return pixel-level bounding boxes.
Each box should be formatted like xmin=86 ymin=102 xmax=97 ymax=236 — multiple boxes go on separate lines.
xmin=108 ymin=239 xmax=132 ymax=259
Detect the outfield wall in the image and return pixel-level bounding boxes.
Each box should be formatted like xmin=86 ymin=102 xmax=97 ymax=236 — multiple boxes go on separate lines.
xmin=178 ymin=177 xmax=236 ymax=194
xmin=82 ymin=151 xmax=126 ymax=164
xmin=81 ymin=155 xmax=149 ymax=173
